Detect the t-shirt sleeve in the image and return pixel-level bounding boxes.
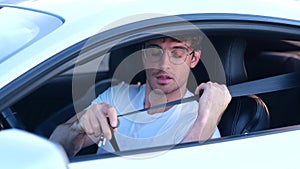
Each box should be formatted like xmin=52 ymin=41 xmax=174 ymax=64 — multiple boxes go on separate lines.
xmin=84 ymin=87 xmax=112 ymax=110
xmin=211 ymin=127 xmax=221 ymax=138
xmin=85 ymin=82 xmax=130 ymax=111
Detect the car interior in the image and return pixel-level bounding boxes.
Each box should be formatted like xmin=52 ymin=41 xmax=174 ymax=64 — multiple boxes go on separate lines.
xmin=1 ymin=24 xmax=300 ymax=156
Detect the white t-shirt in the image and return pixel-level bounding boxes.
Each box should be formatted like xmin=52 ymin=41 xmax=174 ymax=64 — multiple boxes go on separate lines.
xmin=90 ymin=82 xmax=220 ymax=153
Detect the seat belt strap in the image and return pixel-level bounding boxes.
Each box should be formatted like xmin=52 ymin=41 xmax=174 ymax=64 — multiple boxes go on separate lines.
xmin=118 ymin=72 xmax=300 ymax=118
xmin=228 ymin=72 xmax=300 ymax=97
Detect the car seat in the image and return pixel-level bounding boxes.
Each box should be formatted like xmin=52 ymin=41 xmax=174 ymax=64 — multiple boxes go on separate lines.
xmin=208 ymin=36 xmax=270 ymax=136
xmin=245 ymin=39 xmax=300 ymax=128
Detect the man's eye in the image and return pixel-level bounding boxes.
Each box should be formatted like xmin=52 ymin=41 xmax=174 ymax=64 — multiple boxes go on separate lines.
xmin=171 ymin=49 xmax=185 ymax=58
xmin=148 ymin=48 xmax=162 ymax=56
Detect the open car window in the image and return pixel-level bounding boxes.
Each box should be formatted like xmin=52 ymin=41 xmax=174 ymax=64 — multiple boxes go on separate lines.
xmin=68 ymin=32 xmax=300 ymax=158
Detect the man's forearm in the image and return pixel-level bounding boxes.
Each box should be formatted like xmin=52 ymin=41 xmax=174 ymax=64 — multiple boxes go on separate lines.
xmin=49 ymin=122 xmax=87 ymax=157
xmin=182 ymin=116 xmax=217 ymax=143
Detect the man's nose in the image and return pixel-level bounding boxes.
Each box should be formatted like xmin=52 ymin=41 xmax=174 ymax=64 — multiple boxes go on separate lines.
xmin=159 ymin=51 xmax=171 ymax=70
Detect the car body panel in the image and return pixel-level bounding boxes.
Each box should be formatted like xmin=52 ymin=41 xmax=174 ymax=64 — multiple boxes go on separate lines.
xmin=0 ymin=129 xmax=69 ymax=169
xmin=69 ymin=127 xmax=300 ymax=169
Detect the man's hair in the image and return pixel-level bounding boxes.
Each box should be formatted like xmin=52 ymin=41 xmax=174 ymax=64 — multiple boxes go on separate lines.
xmin=171 ymin=33 xmax=203 ymax=51
xmin=144 ymin=32 xmax=204 ymax=51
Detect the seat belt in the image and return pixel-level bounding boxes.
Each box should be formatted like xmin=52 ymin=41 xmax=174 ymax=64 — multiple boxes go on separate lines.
xmin=228 ymin=72 xmax=300 ymax=97
xmin=110 ymin=72 xmax=300 ymax=152
xmin=118 ymin=72 xmax=300 ymax=117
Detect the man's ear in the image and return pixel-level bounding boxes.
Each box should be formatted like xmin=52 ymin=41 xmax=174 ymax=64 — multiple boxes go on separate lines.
xmin=190 ymin=50 xmax=201 ymax=68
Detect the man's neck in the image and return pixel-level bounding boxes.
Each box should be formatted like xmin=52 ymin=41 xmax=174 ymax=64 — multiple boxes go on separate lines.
xmin=144 ymin=83 xmax=187 ymax=114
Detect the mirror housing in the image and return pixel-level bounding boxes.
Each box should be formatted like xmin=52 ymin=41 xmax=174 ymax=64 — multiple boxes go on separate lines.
xmin=0 ymin=129 xmax=69 ymax=169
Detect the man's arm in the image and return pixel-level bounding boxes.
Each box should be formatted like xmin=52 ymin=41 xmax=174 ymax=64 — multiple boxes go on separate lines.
xmin=49 ymin=114 xmax=92 ymax=157
xmin=183 ymin=82 xmax=231 ymax=142
xmin=49 ymin=103 xmax=118 ymax=157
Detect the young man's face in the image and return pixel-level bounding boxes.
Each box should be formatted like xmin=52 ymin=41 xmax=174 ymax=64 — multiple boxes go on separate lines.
xmin=143 ymin=37 xmax=201 ymax=96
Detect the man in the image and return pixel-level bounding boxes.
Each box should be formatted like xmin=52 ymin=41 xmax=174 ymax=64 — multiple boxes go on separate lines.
xmin=50 ymin=34 xmax=232 ymax=157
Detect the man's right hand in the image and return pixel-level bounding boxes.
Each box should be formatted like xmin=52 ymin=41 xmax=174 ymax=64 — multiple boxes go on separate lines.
xmin=74 ymin=103 xmax=118 ymax=141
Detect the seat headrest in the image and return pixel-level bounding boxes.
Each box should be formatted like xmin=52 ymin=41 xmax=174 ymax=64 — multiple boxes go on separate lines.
xmin=108 ymin=44 xmax=145 ymax=84
xmin=212 ymin=37 xmax=248 ymax=85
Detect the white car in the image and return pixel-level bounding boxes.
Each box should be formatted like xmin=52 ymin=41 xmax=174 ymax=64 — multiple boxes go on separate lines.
xmin=0 ymin=0 xmax=300 ymax=168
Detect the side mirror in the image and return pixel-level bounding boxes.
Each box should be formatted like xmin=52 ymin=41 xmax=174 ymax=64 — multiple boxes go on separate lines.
xmin=0 ymin=129 xmax=69 ymax=169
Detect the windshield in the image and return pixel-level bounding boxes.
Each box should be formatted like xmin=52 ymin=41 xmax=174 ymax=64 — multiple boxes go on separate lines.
xmin=0 ymin=0 xmax=27 ymax=4
xmin=0 ymin=6 xmax=63 ymax=63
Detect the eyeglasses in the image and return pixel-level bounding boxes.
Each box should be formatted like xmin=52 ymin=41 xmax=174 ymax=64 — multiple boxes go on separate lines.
xmin=143 ymin=46 xmax=195 ymax=65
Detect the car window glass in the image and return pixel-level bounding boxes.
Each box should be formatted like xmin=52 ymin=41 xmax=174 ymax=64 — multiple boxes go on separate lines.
xmin=0 ymin=6 xmax=63 ymax=63
xmin=63 ymin=53 xmax=110 ymax=75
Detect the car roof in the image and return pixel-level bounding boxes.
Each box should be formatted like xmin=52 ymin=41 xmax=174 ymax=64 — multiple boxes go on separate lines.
xmin=0 ymin=0 xmax=300 ymax=89
xmin=12 ymin=0 xmax=300 ymax=23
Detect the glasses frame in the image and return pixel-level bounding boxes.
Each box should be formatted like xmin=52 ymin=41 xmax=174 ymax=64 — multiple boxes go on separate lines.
xmin=143 ymin=46 xmax=195 ymax=65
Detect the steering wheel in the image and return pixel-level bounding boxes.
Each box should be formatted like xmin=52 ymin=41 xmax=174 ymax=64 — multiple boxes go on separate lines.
xmin=0 ymin=107 xmax=26 ymax=129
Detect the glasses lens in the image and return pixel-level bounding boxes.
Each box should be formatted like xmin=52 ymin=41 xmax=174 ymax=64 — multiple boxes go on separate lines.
xmin=145 ymin=47 xmax=163 ymax=62
xmin=170 ymin=48 xmax=187 ymax=64
xmin=144 ymin=47 xmax=190 ymax=65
